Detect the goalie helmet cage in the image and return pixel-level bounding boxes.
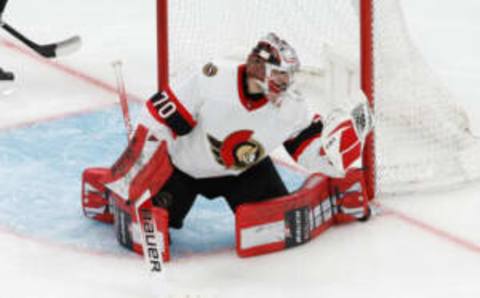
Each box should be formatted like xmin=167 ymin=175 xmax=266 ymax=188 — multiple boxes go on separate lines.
xmin=156 ymin=0 xmax=480 ymax=198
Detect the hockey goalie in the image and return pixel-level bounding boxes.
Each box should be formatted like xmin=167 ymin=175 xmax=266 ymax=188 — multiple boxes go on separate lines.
xmin=81 ymin=33 xmax=374 ymax=261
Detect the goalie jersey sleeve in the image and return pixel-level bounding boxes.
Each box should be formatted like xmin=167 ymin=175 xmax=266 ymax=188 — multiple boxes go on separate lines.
xmin=283 ymin=114 xmax=323 ymax=161
xmin=282 ymin=114 xmax=346 ymax=177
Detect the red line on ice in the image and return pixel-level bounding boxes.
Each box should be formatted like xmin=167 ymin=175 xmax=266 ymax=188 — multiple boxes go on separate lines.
xmin=0 ymin=38 xmax=145 ymax=100
xmin=377 ymin=203 xmax=480 ymax=254
xmin=278 ymin=161 xmax=480 ymax=255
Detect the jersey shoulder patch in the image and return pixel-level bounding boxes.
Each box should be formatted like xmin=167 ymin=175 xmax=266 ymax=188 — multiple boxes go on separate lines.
xmin=202 ymin=62 xmax=218 ymax=77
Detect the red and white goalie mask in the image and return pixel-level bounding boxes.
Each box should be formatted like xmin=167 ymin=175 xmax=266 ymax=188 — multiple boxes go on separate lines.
xmin=248 ymin=33 xmax=300 ymax=105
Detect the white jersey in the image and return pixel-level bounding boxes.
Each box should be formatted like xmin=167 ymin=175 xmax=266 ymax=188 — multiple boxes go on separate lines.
xmin=143 ymin=61 xmax=313 ymax=178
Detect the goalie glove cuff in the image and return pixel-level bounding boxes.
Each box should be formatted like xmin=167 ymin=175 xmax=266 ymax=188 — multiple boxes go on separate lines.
xmin=321 ymin=114 xmax=362 ymax=177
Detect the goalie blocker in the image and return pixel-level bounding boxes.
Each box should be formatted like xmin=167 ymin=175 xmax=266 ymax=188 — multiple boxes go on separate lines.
xmin=82 ymin=126 xmax=370 ymax=261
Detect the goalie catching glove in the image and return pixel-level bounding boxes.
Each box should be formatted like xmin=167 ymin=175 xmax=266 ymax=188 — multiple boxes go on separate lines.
xmin=320 ymin=101 xmax=373 ymax=177
xmin=294 ymin=100 xmax=374 ymax=178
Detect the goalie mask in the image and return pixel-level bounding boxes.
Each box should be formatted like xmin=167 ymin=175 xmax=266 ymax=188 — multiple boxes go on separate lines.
xmin=247 ymin=33 xmax=300 ymax=105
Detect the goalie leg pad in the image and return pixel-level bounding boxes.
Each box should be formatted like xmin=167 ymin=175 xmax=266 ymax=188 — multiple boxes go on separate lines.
xmin=102 ymin=124 xmax=173 ymax=202
xmin=81 ymin=125 xmax=172 ymax=223
xmin=235 ymin=174 xmax=333 ymax=258
xmin=81 ymin=125 xmax=173 ymax=262
xmin=112 ymin=191 xmax=170 ymax=262
xmin=235 ymin=169 xmax=371 ymax=258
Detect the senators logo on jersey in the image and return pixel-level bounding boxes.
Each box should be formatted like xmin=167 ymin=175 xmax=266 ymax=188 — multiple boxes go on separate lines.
xmin=207 ymin=130 xmax=265 ymax=170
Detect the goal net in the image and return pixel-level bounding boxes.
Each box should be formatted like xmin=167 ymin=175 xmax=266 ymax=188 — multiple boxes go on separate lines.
xmin=156 ymin=0 xmax=480 ymax=197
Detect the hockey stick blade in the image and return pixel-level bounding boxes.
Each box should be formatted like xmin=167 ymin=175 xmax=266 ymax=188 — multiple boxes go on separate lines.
xmin=53 ymin=35 xmax=82 ymax=57
xmin=1 ymin=22 xmax=81 ymax=58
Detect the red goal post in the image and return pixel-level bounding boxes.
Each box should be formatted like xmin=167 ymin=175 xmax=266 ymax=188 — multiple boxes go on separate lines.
xmin=360 ymin=0 xmax=375 ymax=199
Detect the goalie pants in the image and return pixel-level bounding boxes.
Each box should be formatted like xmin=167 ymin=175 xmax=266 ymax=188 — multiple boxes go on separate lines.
xmin=152 ymin=156 xmax=289 ymax=229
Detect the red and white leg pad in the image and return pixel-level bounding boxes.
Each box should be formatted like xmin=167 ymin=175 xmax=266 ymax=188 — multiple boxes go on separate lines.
xmin=236 ymin=169 xmax=370 ymax=258
xmin=81 ymin=124 xmax=173 ymax=262
xmin=112 ymin=191 xmax=171 ymax=262
xmin=236 ymin=173 xmax=332 ymax=257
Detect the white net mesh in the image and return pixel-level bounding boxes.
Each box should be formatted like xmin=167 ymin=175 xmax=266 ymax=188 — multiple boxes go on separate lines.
xmin=373 ymin=0 xmax=480 ymax=194
xmin=167 ymin=0 xmax=359 ymax=85
xmin=162 ymin=0 xmax=480 ymax=196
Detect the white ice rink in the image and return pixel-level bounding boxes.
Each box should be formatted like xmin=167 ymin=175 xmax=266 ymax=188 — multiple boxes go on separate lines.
xmin=1 ymin=1 xmax=480 ymax=297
